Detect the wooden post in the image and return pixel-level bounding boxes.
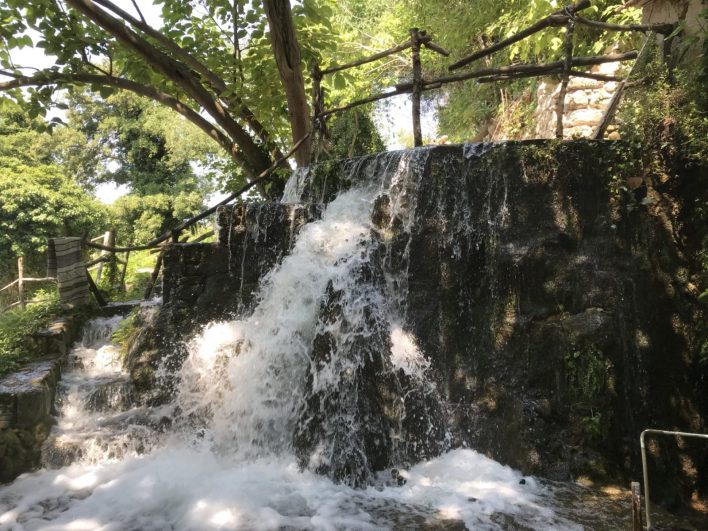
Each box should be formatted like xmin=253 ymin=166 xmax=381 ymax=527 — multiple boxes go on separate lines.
xmin=311 ymin=63 xmax=324 ymax=127
xmin=556 ymin=16 xmax=576 ymax=138
xmin=95 ymin=230 xmax=111 ymax=284
xmin=106 ymin=230 xmax=117 ymax=290
xmin=631 ymin=481 xmax=642 ymax=531
xmin=119 ymin=250 xmax=130 ymax=292
xmin=410 ymin=28 xmax=423 ymax=147
xmin=144 ymin=251 xmax=164 ymax=300
xmin=311 ymin=63 xmax=328 ymax=159
xmin=17 ymin=256 xmax=25 ymax=310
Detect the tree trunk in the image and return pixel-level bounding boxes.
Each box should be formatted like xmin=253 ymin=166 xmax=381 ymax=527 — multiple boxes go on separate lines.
xmin=263 ymin=0 xmax=312 ymax=167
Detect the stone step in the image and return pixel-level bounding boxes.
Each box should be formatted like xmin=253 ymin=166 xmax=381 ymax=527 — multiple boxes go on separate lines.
xmin=0 ymin=359 xmax=62 ymax=482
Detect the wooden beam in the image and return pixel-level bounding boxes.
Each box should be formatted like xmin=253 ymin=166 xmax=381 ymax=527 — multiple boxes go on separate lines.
xmin=86 ymin=269 xmax=107 ymax=307
xmin=568 ymin=69 xmax=623 ymax=82
xmin=574 ymin=16 xmax=674 ymax=35
xmin=320 ymin=40 xmax=417 ymax=75
xmin=431 ymin=52 xmax=638 ymax=86
xmin=317 ymin=87 xmax=410 ymax=118
xmin=448 ymin=0 xmax=591 ymax=71
xmin=317 ymin=52 xmax=637 ymax=120
xmin=85 ymin=132 xmax=311 ymax=253
xmin=422 ymin=41 xmax=450 ymax=57
xmin=0 ymin=279 xmax=19 ymax=293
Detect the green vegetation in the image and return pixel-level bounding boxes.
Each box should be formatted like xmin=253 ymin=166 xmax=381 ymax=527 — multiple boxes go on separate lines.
xmin=617 ymin=44 xmax=708 ymax=304
xmin=327 ymin=0 xmax=642 ymax=140
xmin=0 ymin=101 xmax=109 ymax=288
xmin=318 ymin=107 xmax=386 ymax=160
xmin=0 ymin=290 xmax=60 ymax=377
xmin=111 ymin=307 xmax=139 ymax=362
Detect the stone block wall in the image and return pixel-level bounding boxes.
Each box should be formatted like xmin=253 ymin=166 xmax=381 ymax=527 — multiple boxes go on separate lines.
xmin=532 ymin=60 xmax=622 ymax=139
xmin=0 ymin=317 xmax=80 ymax=483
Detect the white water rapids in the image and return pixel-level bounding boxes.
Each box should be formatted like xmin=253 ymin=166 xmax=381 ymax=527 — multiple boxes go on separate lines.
xmin=1 ymin=153 xmax=624 ymax=530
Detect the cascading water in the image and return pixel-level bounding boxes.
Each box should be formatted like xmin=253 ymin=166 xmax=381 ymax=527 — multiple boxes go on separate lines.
xmin=1 ymin=149 xmax=635 ymax=530
xmin=40 ymin=316 xmax=164 ymax=469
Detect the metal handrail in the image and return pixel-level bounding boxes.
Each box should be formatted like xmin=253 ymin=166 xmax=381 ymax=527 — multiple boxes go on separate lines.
xmin=640 ymin=428 xmax=708 ymax=530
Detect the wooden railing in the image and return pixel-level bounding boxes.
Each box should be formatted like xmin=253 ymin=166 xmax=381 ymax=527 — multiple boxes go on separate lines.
xmin=311 ymin=0 xmax=676 ymax=143
xmin=0 ymin=257 xmax=56 ymax=313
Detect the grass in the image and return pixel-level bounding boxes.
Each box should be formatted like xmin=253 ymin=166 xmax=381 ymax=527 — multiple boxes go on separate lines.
xmin=111 ymin=306 xmax=140 ymax=363
xmin=0 ymin=288 xmax=62 ymax=377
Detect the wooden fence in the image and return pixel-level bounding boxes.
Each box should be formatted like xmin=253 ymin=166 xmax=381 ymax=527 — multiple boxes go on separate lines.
xmin=0 ymin=257 xmax=56 ymax=313
xmin=311 ymin=0 xmax=676 ymax=144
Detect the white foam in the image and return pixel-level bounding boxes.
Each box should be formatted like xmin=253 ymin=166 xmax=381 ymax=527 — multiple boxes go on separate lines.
xmin=389 ymin=325 xmax=430 ymax=376
xmin=1 ymin=449 xmax=576 ymax=530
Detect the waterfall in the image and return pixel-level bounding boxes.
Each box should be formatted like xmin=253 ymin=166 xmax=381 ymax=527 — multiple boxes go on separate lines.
xmin=0 ymin=147 xmax=618 ymax=530
xmin=175 ymin=150 xmax=448 ymax=482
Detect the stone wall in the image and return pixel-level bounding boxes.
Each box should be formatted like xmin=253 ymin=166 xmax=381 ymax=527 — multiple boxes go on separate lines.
xmin=0 ymin=318 xmax=80 ymax=482
xmin=531 ymin=60 xmax=622 ymax=140
xmin=285 ymin=142 xmax=707 ymax=502
xmin=0 ymin=304 xmax=137 ymax=483
xmin=141 ymin=142 xmax=705 ymax=504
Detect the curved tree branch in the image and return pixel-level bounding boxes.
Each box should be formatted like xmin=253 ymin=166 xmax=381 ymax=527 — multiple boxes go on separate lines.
xmin=64 ymin=0 xmax=272 ymax=174
xmin=0 ymin=69 xmax=255 ymax=178
xmin=90 ymin=0 xmax=285 ymax=160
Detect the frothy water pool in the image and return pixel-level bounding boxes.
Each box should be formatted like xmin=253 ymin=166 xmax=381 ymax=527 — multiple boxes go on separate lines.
xmin=0 ymin=153 xmax=646 ymax=530
xmin=2 ymin=446 xmax=586 ymax=530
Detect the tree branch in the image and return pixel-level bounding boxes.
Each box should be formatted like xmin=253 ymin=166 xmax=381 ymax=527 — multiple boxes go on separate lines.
xmin=129 ymin=0 xmax=146 ymax=24
xmin=0 ymin=69 xmax=254 ymax=177
xmin=65 ymin=0 xmax=271 ymax=174
xmin=90 ymin=0 xmax=284 ymax=160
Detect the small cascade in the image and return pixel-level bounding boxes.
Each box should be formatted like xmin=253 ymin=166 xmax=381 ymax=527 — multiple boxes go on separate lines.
xmin=42 ymin=316 xmax=163 ymax=468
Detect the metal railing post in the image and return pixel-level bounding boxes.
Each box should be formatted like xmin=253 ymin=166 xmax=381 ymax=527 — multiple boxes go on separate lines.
xmin=640 ymin=428 xmax=708 ymax=530
xmin=640 ymin=431 xmax=652 ymax=530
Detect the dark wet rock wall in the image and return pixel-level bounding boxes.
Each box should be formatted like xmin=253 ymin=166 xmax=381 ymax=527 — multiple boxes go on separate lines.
xmin=145 ymin=142 xmax=705 ymax=504
xmin=0 ymin=317 xmax=82 ymax=483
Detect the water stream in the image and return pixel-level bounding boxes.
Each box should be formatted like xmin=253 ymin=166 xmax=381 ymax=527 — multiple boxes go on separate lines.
xmin=0 ymin=151 xmax=650 ymax=530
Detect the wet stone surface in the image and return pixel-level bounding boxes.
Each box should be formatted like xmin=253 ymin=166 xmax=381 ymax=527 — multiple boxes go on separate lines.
xmin=0 ymin=360 xmax=61 ymax=482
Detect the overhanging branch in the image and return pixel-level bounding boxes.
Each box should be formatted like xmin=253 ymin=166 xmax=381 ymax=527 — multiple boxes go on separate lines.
xmin=90 ymin=0 xmax=285 ymax=160
xmin=65 ymin=0 xmax=271 ymax=173
xmin=0 ymin=69 xmax=254 ymax=176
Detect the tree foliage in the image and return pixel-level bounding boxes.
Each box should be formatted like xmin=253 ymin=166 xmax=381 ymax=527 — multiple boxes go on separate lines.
xmin=62 ymin=89 xmax=221 ymax=193
xmin=0 ymin=156 xmax=107 ymax=278
xmin=325 ymin=0 xmax=642 ymax=140
xmin=0 ymin=0 xmax=341 ymax=190
xmin=319 ymin=107 xmax=385 ymax=160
